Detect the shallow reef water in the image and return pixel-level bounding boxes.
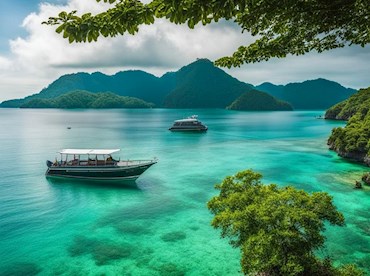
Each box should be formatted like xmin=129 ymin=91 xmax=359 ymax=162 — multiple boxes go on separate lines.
xmin=0 ymin=109 xmax=369 ymax=275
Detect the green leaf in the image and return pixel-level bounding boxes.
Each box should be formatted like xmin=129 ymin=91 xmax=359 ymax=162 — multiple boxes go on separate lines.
xmin=58 ymin=11 xmax=67 ymax=19
xmin=87 ymin=32 xmax=93 ymax=42
xmin=187 ymin=18 xmax=194 ymax=28
xmin=68 ymin=34 xmax=75 ymax=43
xmin=55 ymin=24 xmax=65 ymax=34
xmin=81 ymin=13 xmax=92 ymax=20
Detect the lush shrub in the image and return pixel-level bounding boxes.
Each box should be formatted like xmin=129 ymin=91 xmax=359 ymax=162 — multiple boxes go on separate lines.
xmin=207 ymin=170 xmax=365 ymax=275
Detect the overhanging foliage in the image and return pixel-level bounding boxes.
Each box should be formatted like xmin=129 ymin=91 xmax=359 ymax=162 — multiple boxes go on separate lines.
xmin=43 ymin=0 xmax=370 ymax=67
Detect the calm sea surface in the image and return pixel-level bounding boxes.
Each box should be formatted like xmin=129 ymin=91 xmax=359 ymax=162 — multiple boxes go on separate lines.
xmin=0 ymin=109 xmax=369 ymax=275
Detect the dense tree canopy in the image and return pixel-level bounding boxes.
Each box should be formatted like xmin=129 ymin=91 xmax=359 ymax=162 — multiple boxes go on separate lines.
xmin=20 ymin=90 xmax=154 ymax=108
xmin=44 ymin=0 xmax=370 ymax=67
xmin=207 ymin=170 xmax=364 ymax=275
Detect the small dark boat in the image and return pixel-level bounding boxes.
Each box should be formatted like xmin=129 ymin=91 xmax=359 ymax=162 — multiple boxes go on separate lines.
xmin=46 ymin=149 xmax=157 ymax=181
xmin=169 ymin=115 xmax=208 ymax=132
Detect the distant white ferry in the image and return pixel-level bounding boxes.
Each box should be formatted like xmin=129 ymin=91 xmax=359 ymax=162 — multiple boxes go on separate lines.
xmin=169 ymin=115 xmax=208 ymax=132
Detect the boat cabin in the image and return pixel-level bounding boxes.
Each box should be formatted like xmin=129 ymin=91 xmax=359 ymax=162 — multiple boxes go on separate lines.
xmin=52 ymin=149 xmax=121 ymax=167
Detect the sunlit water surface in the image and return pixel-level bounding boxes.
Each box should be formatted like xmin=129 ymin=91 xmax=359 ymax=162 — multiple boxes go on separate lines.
xmin=0 ymin=109 xmax=369 ymax=275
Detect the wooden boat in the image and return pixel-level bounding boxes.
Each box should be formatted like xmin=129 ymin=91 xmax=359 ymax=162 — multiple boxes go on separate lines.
xmin=169 ymin=115 xmax=208 ymax=132
xmin=46 ymin=149 xmax=157 ymax=181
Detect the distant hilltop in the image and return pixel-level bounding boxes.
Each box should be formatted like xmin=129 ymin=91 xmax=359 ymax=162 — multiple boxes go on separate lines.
xmin=256 ymin=79 xmax=355 ymax=110
xmin=227 ymin=90 xmax=293 ymax=111
xmin=0 ymin=58 xmax=356 ymax=110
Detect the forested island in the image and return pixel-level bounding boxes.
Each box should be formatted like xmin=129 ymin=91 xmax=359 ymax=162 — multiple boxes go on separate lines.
xmin=20 ymin=90 xmax=154 ymax=109
xmin=227 ymin=90 xmax=293 ymax=111
xmin=326 ymin=87 xmax=370 ymax=166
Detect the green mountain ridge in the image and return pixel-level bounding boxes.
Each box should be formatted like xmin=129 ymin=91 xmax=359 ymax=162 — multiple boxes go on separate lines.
xmin=20 ymin=90 xmax=154 ymax=109
xmin=0 ymin=59 xmax=356 ymax=110
xmin=256 ymin=79 xmax=356 ymax=109
xmin=227 ymin=90 xmax=293 ymax=111
xmin=1 ymin=70 xmax=173 ymax=107
xmin=326 ymin=87 xmax=370 ymax=166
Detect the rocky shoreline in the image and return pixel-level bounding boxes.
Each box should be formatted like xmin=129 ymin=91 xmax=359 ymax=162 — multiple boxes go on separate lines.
xmin=362 ymin=172 xmax=370 ymax=185
xmin=327 ymin=145 xmax=370 ymax=167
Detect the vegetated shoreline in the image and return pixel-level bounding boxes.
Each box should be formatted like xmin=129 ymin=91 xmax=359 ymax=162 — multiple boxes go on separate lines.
xmin=325 ymin=115 xmax=370 ymax=166
xmin=325 ymin=87 xmax=370 ymax=167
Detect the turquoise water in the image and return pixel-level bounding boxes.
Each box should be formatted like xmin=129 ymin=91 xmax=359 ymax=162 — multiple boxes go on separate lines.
xmin=0 ymin=109 xmax=369 ymax=275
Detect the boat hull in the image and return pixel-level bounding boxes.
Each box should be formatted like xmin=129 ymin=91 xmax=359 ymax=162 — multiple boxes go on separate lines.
xmin=169 ymin=126 xmax=208 ymax=132
xmin=45 ymin=161 xmax=156 ymax=181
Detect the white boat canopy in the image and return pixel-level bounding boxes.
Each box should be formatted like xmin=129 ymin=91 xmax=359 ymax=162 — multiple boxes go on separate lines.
xmin=174 ymin=115 xmax=200 ymax=123
xmin=58 ymin=149 xmax=120 ymax=155
xmin=174 ymin=118 xmax=198 ymax=123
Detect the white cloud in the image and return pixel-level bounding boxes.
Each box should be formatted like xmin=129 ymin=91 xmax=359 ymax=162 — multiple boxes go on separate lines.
xmin=0 ymin=0 xmax=255 ymax=101
xmin=0 ymin=55 xmax=12 ymax=69
xmin=0 ymin=0 xmax=369 ymax=102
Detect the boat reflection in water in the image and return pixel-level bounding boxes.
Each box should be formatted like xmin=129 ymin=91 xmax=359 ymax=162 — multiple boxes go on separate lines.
xmin=169 ymin=115 xmax=208 ymax=132
xmin=46 ymin=149 xmax=157 ymax=182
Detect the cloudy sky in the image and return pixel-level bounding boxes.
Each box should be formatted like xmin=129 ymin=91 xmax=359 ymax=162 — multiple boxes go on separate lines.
xmin=0 ymin=0 xmax=369 ymax=102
